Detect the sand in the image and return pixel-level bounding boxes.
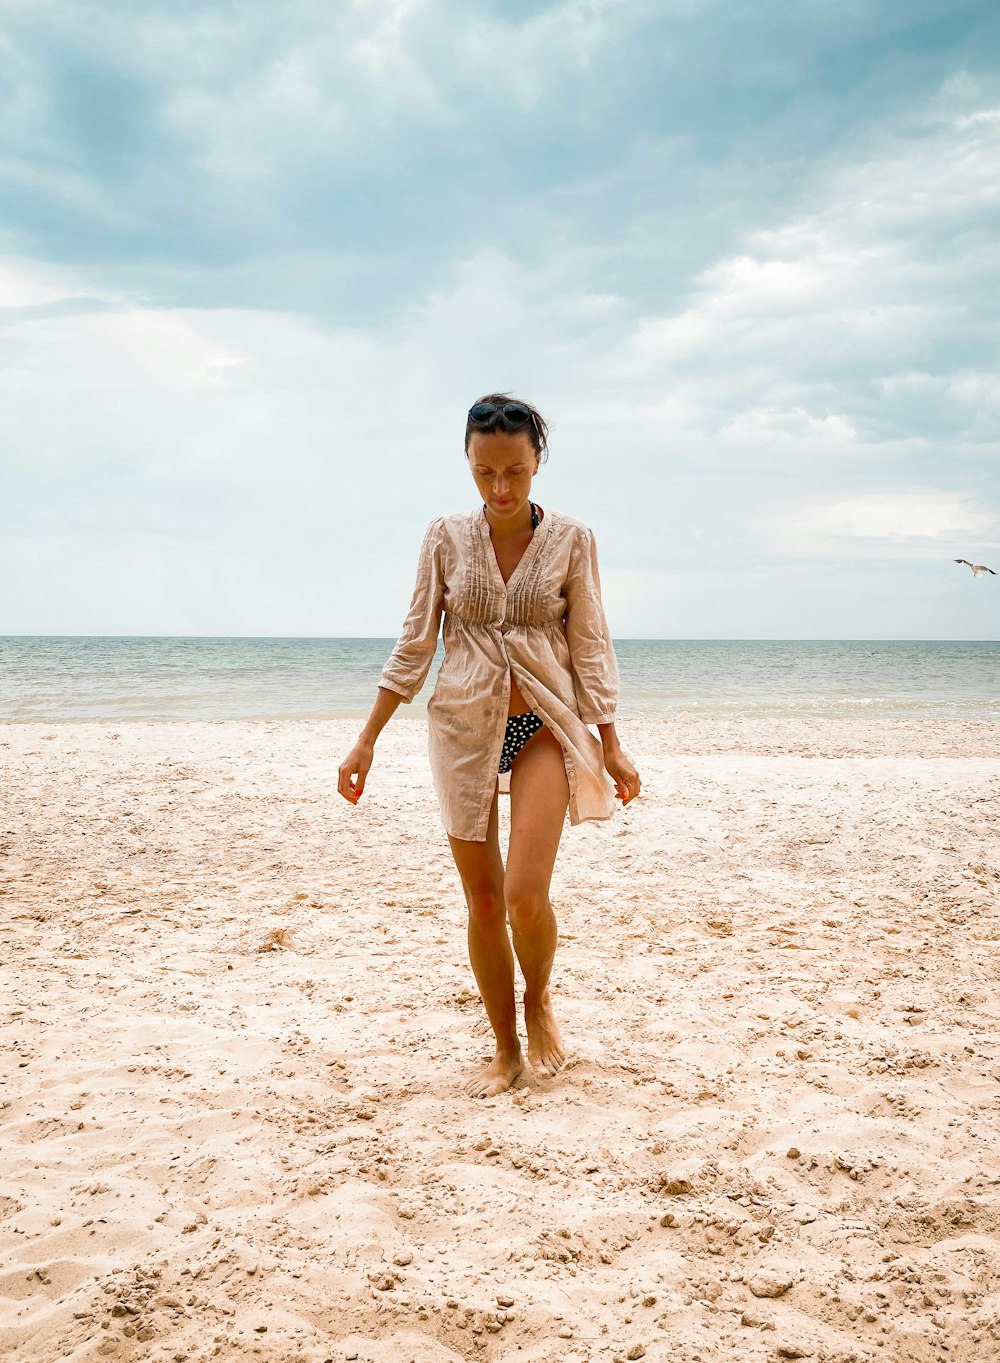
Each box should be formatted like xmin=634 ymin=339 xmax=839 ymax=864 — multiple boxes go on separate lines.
xmin=1 ymin=715 xmax=999 ymax=1363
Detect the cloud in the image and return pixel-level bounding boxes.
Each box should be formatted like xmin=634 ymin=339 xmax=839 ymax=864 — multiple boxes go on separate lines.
xmin=720 ymin=406 xmax=858 ymax=448
xmin=585 ymin=75 xmax=1000 ymax=547
xmin=771 ymin=491 xmax=999 ymax=560
xmin=2 ymin=3 xmax=1000 ymax=637
xmin=2 ymin=1 xmax=995 ymax=321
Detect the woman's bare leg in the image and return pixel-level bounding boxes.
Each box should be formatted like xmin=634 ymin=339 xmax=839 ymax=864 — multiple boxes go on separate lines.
xmin=505 ymin=727 xmax=570 ymax=1077
xmin=448 ymin=790 xmax=523 ymax=1097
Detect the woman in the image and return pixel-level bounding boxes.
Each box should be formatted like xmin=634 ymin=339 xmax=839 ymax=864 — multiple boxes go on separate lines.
xmin=337 ymin=394 xmax=640 ymax=1098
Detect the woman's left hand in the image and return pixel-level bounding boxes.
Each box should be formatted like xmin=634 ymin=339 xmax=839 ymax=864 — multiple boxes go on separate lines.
xmin=604 ymin=747 xmax=641 ymax=805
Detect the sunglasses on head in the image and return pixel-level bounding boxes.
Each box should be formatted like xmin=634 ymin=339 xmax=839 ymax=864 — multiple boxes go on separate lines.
xmin=468 ymin=401 xmax=536 ymax=429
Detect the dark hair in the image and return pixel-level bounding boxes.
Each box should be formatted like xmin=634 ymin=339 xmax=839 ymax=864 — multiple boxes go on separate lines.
xmin=464 ymin=391 xmax=549 ymax=462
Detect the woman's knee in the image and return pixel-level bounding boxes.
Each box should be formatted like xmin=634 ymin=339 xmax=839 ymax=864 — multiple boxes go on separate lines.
xmin=466 ymin=884 xmax=506 ymax=926
xmin=504 ymin=879 xmax=550 ymax=932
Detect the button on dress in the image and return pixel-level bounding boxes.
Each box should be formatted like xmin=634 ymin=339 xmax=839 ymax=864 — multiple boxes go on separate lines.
xmin=378 ymin=507 xmax=620 ymax=843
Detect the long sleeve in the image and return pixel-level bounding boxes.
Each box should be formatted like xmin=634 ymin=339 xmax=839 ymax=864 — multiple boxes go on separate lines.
xmin=378 ymin=518 xmax=445 ymax=702
xmin=564 ymin=526 xmax=619 ymax=726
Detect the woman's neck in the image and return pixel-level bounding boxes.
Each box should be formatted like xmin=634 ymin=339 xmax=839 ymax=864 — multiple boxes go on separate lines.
xmin=485 ymin=500 xmax=535 ymax=537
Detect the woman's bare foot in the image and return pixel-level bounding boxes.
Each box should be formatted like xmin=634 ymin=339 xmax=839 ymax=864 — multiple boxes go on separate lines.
xmin=524 ymin=991 xmax=565 ymax=1078
xmin=464 ymin=1048 xmax=523 ymax=1099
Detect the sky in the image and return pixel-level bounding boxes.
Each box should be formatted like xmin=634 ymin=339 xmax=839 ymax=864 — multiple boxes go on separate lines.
xmin=1 ymin=0 xmax=998 ymax=639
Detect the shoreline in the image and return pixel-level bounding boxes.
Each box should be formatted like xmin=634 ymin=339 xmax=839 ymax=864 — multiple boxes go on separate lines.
xmin=3 ymin=718 xmax=999 ymax=1361
xmin=3 ymin=711 xmax=1000 ymax=755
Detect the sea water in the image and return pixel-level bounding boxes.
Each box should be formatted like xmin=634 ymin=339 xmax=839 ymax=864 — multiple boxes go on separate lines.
xmin=1 ymin=637 xmax=997 ymax=722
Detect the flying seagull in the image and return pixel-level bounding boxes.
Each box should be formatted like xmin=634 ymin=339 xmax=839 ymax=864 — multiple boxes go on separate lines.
xmin=954 ymin=559 xmax=997 ymax=577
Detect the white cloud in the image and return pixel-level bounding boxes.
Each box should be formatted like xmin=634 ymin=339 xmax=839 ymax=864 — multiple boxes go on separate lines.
xmin=0 ymin=259 xmax=66 ymax=308
xmin=611 ymin=93 xmax=1000 ymax=453
xmin=3 ymin=29 xmax=1000 ymax=637
xmin=720 ymin=406 xmax=856 ymax=447
xmin=772 ymin=491 xmax=998 ymax=559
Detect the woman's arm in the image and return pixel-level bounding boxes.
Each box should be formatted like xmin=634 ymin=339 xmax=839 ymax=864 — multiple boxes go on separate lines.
xmin=597 ymin=720 xmax=640 ymax=805
xmin=377 ymin=518 xmax=446 ymax=702
xmin=337 ymin=687 xmax=404 ymax=803
xmin=565 ymin=528 xmax=640 ymax=804
xmin=564 ymin=527 xmax=619 ymax=726
xmin=337 ymin=519 xmax=445 ymax=805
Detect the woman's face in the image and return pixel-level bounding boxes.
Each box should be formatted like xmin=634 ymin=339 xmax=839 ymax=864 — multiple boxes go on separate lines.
xmin=467 ymin=429 xmax=540 ymax=522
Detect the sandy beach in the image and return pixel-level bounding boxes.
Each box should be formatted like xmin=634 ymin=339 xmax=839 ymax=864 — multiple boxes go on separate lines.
xmin=2 ymin=715 xmax=999 ymax=1363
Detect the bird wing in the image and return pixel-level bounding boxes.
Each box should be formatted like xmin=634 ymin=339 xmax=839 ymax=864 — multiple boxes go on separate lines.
xmin=954 ymin=559 xmax=972 ymax=566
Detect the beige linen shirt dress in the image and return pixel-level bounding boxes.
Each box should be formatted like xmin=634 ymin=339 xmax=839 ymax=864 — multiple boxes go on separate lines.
xmin=378 ymin=506 xmax=621 ymax=842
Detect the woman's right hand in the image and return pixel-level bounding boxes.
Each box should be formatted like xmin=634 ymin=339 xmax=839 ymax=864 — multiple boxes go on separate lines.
xmin=338 ymin=739 xmax=374 ymax=805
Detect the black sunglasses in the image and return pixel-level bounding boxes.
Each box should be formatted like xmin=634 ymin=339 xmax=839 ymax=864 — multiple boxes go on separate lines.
xmin=467 ymin=401 xmax=536 ymax=429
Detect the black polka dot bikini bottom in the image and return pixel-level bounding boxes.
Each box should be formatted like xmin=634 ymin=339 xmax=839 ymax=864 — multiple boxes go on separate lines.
xmin=498 ymin=711 xmax=545 ymax=773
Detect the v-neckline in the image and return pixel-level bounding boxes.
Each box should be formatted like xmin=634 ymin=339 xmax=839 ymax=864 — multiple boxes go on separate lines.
xmin=479 ymin=504 xmax=548 ymax=591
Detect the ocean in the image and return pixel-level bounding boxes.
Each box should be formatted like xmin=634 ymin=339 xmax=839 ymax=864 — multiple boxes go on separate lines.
xmin=1 ymin=637 xmax=997 ymax=722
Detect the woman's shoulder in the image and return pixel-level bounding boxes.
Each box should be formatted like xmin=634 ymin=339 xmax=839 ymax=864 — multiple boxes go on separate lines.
xmin=425 ymin=509 xmax=480 ymax=541
xmin=416 ymin=510 xmax=481 ymax=555
xmin=542 ymin=508 xmax=596 ymax=542
xmin=418 ymin=510 xmax=468 ymax=535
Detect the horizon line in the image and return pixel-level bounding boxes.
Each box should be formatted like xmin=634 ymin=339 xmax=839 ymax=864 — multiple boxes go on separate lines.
xmin=2 ymin=634 xmax=997 ymax=645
